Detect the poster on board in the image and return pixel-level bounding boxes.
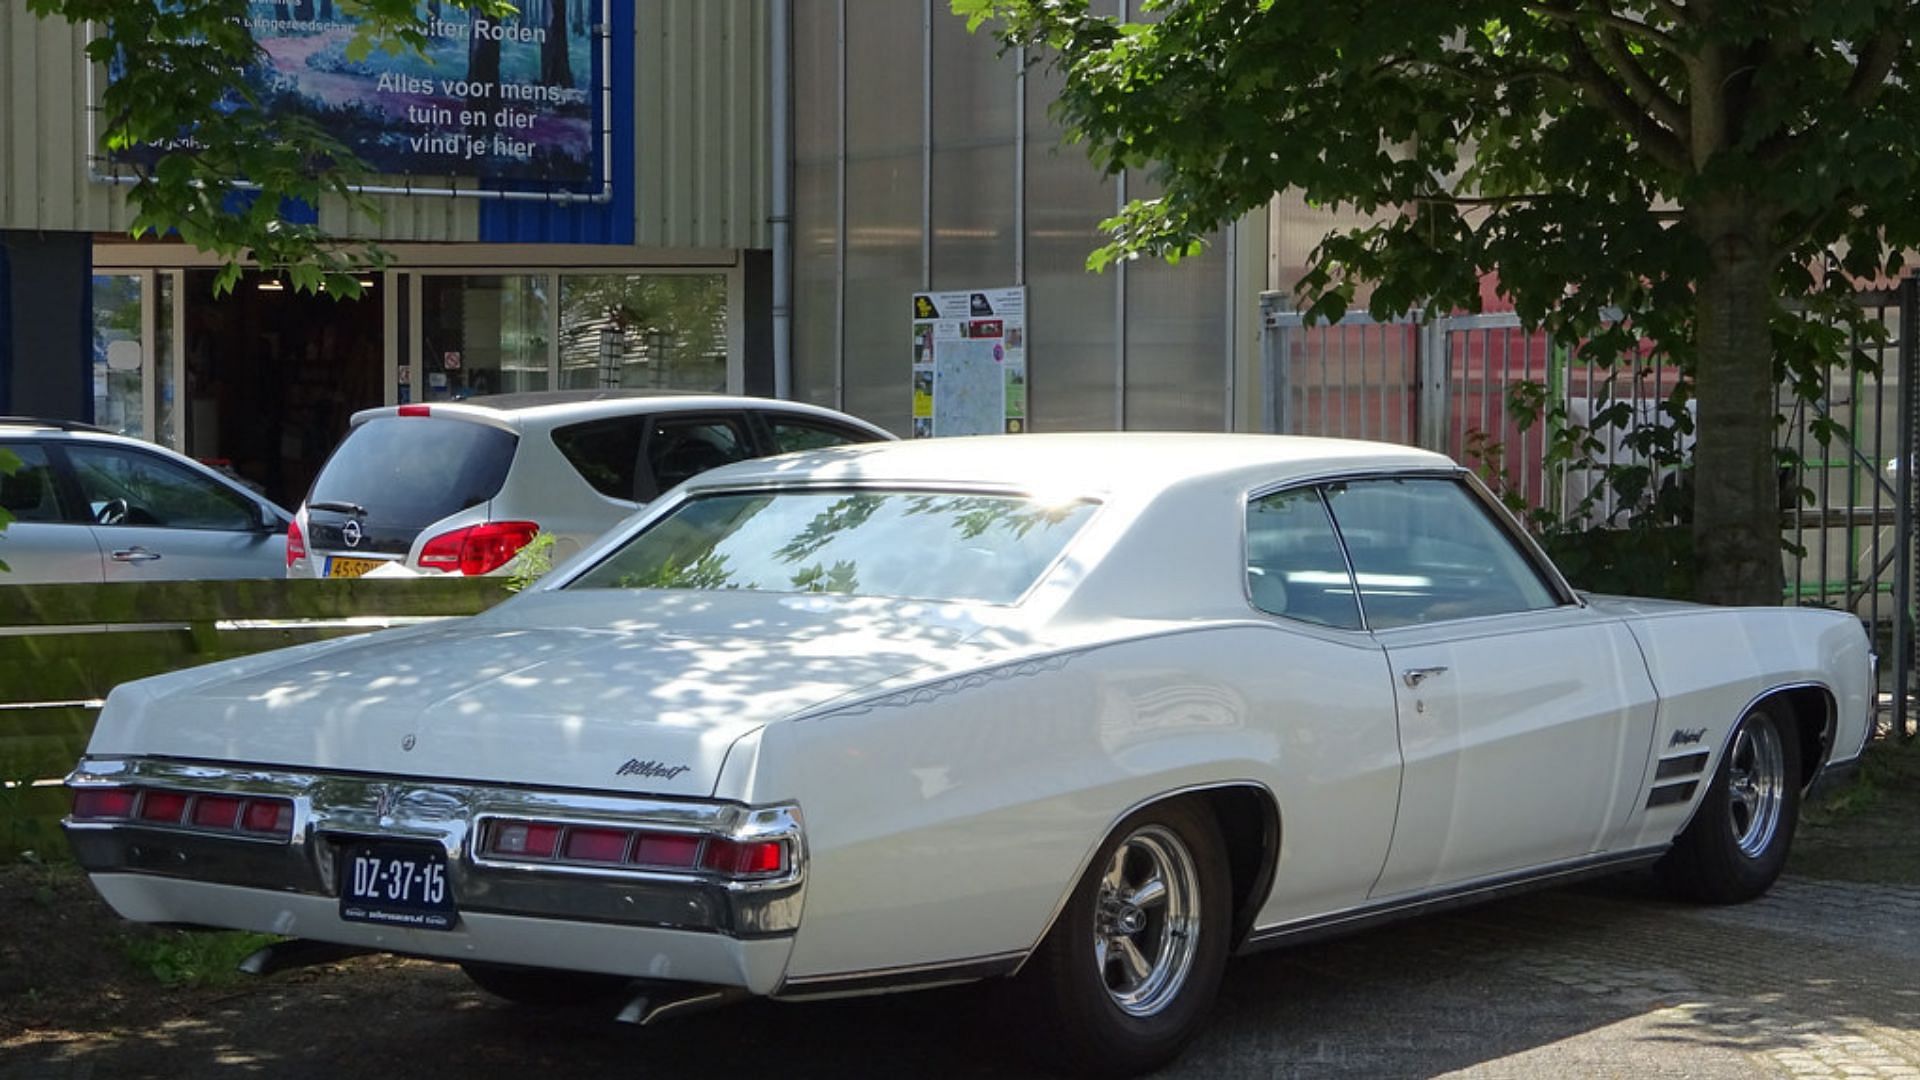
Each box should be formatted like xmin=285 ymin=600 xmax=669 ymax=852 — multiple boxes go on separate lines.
xmin=910 ymin=287 xmax=1026 ymax=438
xmin=110 ymin=1 xmax=603 ymax=193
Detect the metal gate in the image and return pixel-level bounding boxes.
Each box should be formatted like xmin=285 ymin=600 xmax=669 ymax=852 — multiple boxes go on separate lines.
xmin=1260 ymin=285 xmax=1919 ymax=739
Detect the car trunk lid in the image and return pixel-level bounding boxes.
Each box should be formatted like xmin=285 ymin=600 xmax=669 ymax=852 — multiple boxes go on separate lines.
xmin=91 ymin=591 xmax=998 ymax=797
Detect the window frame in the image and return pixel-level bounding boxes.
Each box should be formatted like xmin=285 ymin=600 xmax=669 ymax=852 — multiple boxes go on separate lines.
xmin=1242 ymin=483 xmax=1366 ymax=632
xmin=633 ymin=413 xmax=760 ymax=503
xmin=0 ymin=440 xmax=88 ymax=525
xmin=1243 ymin=467 xmax=1581 ymax=634
xmin=55 ymin=441 xmax=264 ymax=533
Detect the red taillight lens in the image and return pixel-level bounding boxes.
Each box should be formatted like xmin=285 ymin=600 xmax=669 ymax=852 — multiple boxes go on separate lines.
xmin=139 ymin=790 xmax=190 ymax=823
xmin=630 ymin=832 xmax=702 ymax=869
xmin=488 ymin=820 xmax=562 ymax=860
xmin=286 ymin=516 xmax=306 ymax=569
xmin=397 ymin=404 xmax=432 ymax=417
xmin=564 ymin=827 xmax=630 ymax=863
xmin=701 ymin=838 xmax=788 ymax=877
xmin=192 ymin=795 xmax=243 ymax=829
xmin=418 ymin=521 xmax=540 ymax=576
xmin=240 ymin=798 xmax=294 ymax=837
xmin=72 ymin=788 xmax=137 ymax=820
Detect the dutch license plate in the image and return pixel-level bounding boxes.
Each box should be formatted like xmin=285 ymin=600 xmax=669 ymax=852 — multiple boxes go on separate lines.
xmin=339 ymin=841 xmax=457 ymax=931
xmin=326 ymin=556 xmax=384 ymax=579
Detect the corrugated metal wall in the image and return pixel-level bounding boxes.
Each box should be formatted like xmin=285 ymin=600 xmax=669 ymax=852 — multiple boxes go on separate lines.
xmin=0 ymin=2 xmax=768 ymax=252
xmin=635 ymin=0 xmax=769 ymax=250
xmin=0 ymin=7 xmax=127 ymax=233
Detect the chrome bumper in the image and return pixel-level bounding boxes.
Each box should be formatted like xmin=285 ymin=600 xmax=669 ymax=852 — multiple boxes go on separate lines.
xmin=65 ymin=756 xmax=806 ymax=972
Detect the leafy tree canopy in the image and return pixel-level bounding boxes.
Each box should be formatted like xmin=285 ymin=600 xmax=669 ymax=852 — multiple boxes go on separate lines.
xmin=958 ymin=0 xmax=1920 ymax=604
xmin=26 ymin=0 xmax=514 ymax=297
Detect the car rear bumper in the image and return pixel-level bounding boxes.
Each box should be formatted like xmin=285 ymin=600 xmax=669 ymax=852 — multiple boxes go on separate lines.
xmin=65 ymin=756 xmax=805 ymax=993
xmin=85 ymin=873 xmax=795 ymax=993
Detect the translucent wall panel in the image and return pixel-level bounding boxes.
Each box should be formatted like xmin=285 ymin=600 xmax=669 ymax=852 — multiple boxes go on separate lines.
xmin=1022 ymin=63 xmax=1116 ymax=432
xmin=929 ymin=14 xmax=1016 ymax=291
xmin=1125 ymin=175 xmax=1229 ymax=430
xmin=792 ymin=0 xmax=842 ymax=408
xmin=840 ymin=0 xmax=922 ymax=431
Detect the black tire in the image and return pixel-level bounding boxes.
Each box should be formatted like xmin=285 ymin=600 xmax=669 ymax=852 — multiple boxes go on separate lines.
xmin=1656 ymin=705 xmax=1803 ymax=904
xmin=459 ymin=962 xmax=632 ymax=1008
xmin=1018 ymin=799 xmax=1231 ymax=1078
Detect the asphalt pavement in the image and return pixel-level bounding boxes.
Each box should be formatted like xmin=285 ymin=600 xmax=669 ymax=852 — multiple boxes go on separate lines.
xmin=6 ymin=870 xmax=1920 ymax=1079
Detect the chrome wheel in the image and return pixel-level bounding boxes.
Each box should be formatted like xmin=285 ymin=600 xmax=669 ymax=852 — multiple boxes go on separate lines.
xmin=1092 ymin=824 xmax=1201 ymax=1018
xmin=1727 ymin=718 xmax=1787 ymax=859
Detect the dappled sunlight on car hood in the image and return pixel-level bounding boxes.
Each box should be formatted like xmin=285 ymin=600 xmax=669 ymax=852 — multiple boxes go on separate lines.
xmin=88 ymin=590 xmax=1042 ymax=797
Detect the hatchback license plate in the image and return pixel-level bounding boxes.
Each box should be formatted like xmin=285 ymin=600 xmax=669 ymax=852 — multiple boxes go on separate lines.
xmin=339 ymin=841 xmax=457 ymax=931
xmin=326 ymin=556 xmax=384 ymax=579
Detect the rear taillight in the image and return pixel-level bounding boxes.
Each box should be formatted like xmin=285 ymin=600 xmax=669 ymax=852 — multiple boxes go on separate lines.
xmin=397 ymin=404 xmax=432 ymax=417
xmin=286 ymin=516 xmax=306 ymax=569
xmin=479 ymin=819 xmax=778 ymax=878
xmin=701 ymin=838 xmax=789 ymax=877
xmin=138 ymin=790 xmax=190 ymax=824
xmin=69 ymin=786 xmax=293 ymax=840
xmin=418 ymin=521 xmax=540 ymax=576
xmin=72 ymin=788 xmax=136 ymax=821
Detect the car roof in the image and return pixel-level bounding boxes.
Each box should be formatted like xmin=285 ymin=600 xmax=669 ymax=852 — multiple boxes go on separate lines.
xmin=349 ymin=393 xmax=894 ymax=435
xmin=685 ymin=432 xmax=1456 ymax=499
xmin=0 ymin=416 xmax=113 ymax=435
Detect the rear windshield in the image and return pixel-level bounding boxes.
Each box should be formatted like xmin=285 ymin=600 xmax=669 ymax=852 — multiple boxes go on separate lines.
xmin=309 ymin=416 xmax=517 ymax=528
xmin=567 ymin=489 xmax=1097 ymax=604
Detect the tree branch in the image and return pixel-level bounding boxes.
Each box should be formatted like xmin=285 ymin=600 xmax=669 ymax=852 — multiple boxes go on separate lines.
xmin=1845 ymin=27 xmax=1903 ymax=108
xmin=1526 ymin=2 xmax=1680 ymax=55
xmin=1594 ymin=26 xmax=1689 ymax=134
xmin=1562 ymin=29 xmax=1692 ymax=172
xmin=1643 ymin=0 xmax=1688 ymax=28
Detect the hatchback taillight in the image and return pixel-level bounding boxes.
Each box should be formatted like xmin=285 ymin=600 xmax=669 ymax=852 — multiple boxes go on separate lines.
xmin=418 ymin=521 xmax=540 ymax=576
xmin=286 ymin=516 xmax=306 ymax=569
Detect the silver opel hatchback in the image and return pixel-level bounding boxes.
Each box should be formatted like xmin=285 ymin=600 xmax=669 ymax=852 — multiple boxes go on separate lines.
xmin=286 ymin=392 xmax=893 ymax=579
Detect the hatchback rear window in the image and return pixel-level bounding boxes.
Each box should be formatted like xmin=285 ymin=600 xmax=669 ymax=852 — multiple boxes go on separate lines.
xmin=309 ymin=417 xmax=517 ymax=529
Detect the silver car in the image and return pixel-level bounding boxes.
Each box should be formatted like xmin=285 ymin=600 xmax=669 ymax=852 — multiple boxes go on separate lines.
xmin=287 ymin=392 xmax=894 ymax=579
xmin=0 ymin=418 xmax=291 ymax=584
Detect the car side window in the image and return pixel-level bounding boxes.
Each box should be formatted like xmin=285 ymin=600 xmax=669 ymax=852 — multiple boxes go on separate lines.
xmin=765 ymin=415 xmax=872 ymax=454
xmin=1324 ymin=477 xmax=1560 ymax=629
xmin=642 ymin=418 xmax=755 ymax=496
xmin=1245 ymin=487 xmax=1363 ymax=630
xmin=63 ymin=444 xmax=256 ymax=531
xmin=0 ymin=443 xmax=67 ymax=523
xmin=551 ymin=416 xmax=647 ymax=502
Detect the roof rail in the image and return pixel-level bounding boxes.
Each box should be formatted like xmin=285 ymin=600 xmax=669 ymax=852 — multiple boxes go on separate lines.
xmin=0 ymin=416 xmax=112 ymax=433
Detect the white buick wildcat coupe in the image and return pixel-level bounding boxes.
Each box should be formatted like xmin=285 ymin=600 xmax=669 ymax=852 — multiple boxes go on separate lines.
xmin=66 ymin=434 xmax=1872 ymax=1076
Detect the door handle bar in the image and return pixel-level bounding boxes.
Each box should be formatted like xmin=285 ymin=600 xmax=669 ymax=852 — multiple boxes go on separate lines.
xmin=1402 ymin=666 xmax=1448 ymax=688
xmin=111 ymin=548 xmax=162 ymax=563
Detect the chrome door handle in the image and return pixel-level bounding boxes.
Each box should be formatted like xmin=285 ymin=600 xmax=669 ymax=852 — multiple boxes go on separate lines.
xmin=111 ymin=547 xmax=162 ymax=563
xmin=1402 ymin=666 xmax=1448 ymax=688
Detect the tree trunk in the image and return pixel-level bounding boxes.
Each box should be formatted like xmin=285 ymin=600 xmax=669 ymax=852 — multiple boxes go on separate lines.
xmin=1690 ymin=200 xmax=1783 ymax=606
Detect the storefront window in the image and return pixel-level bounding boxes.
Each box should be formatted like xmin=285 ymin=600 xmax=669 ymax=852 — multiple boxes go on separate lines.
xmin=420 ymin=275 xmax=550 ymax=400
xmin=92 ymin=274 xmax=146 ymax=437
xmin=156 ymin=273 xmax=179 ymax=450
xmin=559 ymin=274 xmax=728 ymax=392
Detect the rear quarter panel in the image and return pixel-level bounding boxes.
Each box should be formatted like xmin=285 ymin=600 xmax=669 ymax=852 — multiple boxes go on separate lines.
xmin=736 ymin=621 xmax=1402 ymax=982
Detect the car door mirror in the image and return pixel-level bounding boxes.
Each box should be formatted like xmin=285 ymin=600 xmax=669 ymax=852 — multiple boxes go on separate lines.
xmin=255 ymin=503 xmax=283 ymax=533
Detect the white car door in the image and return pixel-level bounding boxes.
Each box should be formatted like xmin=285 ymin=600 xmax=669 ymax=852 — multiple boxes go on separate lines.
xmin=1322 ymin=476 xmax=1659 ymax=898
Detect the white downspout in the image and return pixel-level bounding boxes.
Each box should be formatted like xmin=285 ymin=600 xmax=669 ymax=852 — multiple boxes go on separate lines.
xmin=770 ymin=0 xmax=794 ymax=400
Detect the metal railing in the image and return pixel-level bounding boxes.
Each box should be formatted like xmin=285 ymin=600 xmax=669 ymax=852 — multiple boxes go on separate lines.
xmin=1261 ymin=282 xmax=1918 ymax=740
